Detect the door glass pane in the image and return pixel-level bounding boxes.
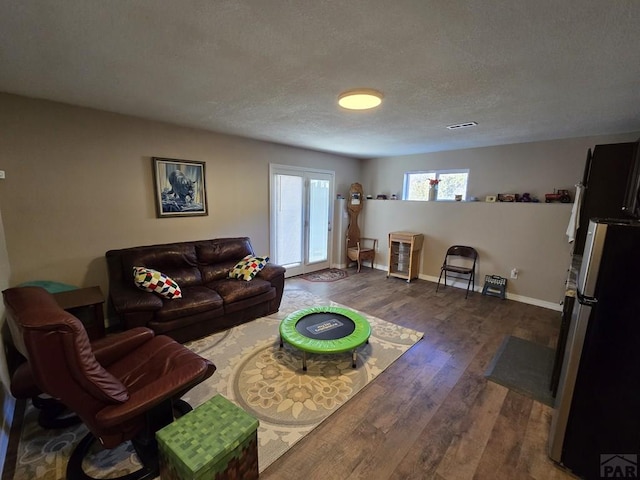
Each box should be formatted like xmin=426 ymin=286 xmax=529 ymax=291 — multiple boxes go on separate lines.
xmin=275 ymin=174 xmax=303 ymax=266
xmin=308 ymin=178 xmax=330 ymax=263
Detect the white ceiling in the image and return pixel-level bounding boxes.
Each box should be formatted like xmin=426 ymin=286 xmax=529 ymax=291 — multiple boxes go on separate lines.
xmin=1 ymin=1 xmax=639 ymax=158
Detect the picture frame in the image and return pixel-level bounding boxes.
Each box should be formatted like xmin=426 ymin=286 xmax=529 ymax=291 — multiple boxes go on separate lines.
xmin=485 ymin=195 xmax=497 ymax=203
xmin=152 ymin=157 xmax=208 ymax=218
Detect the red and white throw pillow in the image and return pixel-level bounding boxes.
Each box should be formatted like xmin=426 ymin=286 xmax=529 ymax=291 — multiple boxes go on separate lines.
xmin=133 ymin=266 xmax=182 ymax=299
xmin=228 ymin=255 xmax=269 ymax=281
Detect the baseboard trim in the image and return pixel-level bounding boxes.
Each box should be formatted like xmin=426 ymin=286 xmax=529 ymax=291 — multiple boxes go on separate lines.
xmin=340 ymin=264 xmax=562 ymax=312
xmin=330 ymin=263 xmax=562 ymax=312
xmin=418 ymin=273 xmax=562 ymax=311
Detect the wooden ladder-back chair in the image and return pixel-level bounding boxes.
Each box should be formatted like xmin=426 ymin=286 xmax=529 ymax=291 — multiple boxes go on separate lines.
xmin=346 ymin=236 xmax=378 ymax=272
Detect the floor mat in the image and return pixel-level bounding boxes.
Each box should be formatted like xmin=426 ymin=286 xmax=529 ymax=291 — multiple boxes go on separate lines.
xmin=301 ymin=268 xmax=348 ymax=282
xmin=485 ymin=335 xmax=556 ymax=406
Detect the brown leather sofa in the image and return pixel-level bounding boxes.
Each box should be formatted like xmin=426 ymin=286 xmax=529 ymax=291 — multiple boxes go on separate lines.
xmin=106 ymin=237 xmax=285 ymax=343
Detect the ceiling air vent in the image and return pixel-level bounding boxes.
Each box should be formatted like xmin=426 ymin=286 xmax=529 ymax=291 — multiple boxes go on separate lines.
xmin=446 ymin=121 xmax=478 ymax=130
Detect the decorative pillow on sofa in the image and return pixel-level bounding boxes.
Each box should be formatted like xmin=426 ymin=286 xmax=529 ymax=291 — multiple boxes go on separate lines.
xmin=228 ymin=255 xmax=269 ymax=281
xmin=133 ymin=266 xmax=182 ymax=299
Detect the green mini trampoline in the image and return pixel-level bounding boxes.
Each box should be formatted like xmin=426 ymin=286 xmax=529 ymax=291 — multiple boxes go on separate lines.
xmin=279 ymin=305 xmax=371 ymax=371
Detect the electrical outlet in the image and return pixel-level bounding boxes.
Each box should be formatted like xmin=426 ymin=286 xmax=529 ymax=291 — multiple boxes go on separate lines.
xmin=0 ymin=170 xmax=5 ymax=179
xmin=510 ymin=268 xmax=519 ymax=279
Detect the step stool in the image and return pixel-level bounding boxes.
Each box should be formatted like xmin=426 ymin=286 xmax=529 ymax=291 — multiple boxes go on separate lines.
xmin=156 ymin=394 xmax=259 ymax=480
xmin=482 ymin=275 xmax=507 ymax=299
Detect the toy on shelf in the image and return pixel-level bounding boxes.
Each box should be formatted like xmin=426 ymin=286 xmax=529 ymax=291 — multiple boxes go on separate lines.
xmin=518 ymin=192 xmax=540 ymax=203
xmin=545 ymin=189 xmax=571 ymax=203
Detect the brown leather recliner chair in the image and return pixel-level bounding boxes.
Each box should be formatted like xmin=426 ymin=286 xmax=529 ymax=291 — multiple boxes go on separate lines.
xmin=3 ymin=286 xmax=216 ymax=480
xmin=7 ymin=330 xmax=160 ymax=430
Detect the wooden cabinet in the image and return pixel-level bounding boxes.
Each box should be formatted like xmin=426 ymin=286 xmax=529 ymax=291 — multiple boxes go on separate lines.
xmin=387 ymin=232 xmax=424 ymax=283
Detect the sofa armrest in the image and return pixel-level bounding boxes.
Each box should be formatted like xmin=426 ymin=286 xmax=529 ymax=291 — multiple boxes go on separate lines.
xmin=257 ymin=263 xmax=286 ymax=283
xmin=109 ymin=284 xmax=163 ymax=314
xmin=92 ymin=327 xmax=155 ymax=367
xmin=257 ymin=263 xmax=285 ymax=314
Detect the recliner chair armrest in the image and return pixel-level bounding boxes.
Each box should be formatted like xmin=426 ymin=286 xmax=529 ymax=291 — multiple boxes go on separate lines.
xmin=92 ymin=327 xmax=155 ymax=367
xmin=95 ymin=359 xmax=215 ymax=428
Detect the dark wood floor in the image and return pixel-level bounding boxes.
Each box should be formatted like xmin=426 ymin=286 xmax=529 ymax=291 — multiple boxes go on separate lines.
xmin=260 ymin=268 xmax=577 ymax=480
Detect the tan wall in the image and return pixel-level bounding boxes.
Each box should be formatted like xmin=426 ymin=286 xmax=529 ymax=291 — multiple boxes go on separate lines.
xmin=364 ymin=134 xmax=640 ymax=201
xmin=0 ymin=93 xmax=361 ymax=303
xmin=357 ymin=132 xmax=640 ymax=307
xmin=359 ymin=200 xmax=572 ymax=308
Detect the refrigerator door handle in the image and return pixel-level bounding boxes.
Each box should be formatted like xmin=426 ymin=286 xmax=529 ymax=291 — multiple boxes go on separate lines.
xmin=578 ymin=221 xmax=608 ymax=298
xmin=549 ymin=300 xmax=592 ymax=462
xmin=577 ymin=291 xmax=597 ymax=306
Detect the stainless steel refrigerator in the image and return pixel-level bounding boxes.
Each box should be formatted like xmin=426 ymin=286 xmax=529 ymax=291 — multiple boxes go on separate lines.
xmin=549 ymin=218 xmax=640 ymax=479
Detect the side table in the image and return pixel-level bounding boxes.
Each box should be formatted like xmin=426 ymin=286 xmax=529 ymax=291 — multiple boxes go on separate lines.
xmin=53 ymin=286 xmax=106 ymax=340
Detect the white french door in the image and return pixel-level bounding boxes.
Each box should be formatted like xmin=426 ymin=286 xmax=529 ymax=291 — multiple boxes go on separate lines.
xmin=269 ymin=165 xmax=334 ymax=277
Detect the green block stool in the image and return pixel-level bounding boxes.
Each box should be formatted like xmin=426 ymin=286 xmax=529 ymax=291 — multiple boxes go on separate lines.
xmin=156 ymin=395 xmax=259 ymax=480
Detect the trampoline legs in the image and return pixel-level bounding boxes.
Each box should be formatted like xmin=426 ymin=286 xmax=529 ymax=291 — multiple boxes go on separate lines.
xmin=280 ymin=333 xmax=367 ymax=371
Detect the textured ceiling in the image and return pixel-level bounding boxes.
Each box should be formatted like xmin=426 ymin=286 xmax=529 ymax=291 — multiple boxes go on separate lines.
xmin=1 ymin=1 xmax=639 ymax=158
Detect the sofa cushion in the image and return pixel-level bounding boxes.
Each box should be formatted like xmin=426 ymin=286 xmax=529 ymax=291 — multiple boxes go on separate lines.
xmin=223 ymin=288 xmax=277 ymax=315
xmin=133 ymin=267 xmax=182 ymax=299
xmin=206 ymin=278 xmax=272 ymax=304
xmin=200 ymin=261 xmax=238 ymax=284
xmin=124 ymin=245 xmax=202 ymax=287
xmin=153 ymin=286 xmax=224 ymax=322
xmin=195 ymin=238 xmax=254 ymax=264
xmin=228 ymin=255 xmax=269 ymax=281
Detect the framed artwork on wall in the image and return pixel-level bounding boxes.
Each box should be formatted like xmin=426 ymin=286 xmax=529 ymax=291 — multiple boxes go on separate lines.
xmin=152 ymin=157 xmax=208 ymax=218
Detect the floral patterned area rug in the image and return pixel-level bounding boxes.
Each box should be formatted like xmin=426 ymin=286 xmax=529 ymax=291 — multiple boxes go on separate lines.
xmin=10 ymin=287 xmax=423 ymax=478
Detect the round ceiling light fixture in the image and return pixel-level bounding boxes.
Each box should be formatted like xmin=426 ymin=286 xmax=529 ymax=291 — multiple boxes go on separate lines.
xmin=338 ymin=88 xmax=383 ymax=110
